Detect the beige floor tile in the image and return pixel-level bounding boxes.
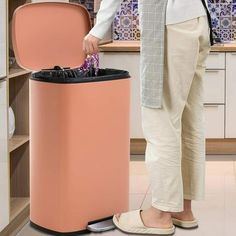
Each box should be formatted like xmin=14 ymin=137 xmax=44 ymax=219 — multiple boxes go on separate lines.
xmin=129 ymin=161 xmax=148 ymax=176
xmin=192 ymin=193 xmax=225 ymax=236
xmin=225 ymin=191 xmax=236 ymax=236
xmin=89 ymin=228 xmax=129 ymax=236
xmin=174 ymin=227 xmax=206 ymax=236
xmin=206 ymin=160 xmax=235 ymax=176
xmin=129 ymin=175 xmax=150 ymax=194
xmin=129 ymin=194 xmax=146 ymax=210
xmin=225 ymin=175 xmax=236 ymax=193
xmin=205 ymin=175 xmax=225 ymax=194
xmin=234 ymin=160 xmax=236 ymax=176
xmin=17 ymin=158 xmax=236 ymax=236
xmin=141 ymin=193 xmax=152 ymax=209
xmin=17 ymin=223 xmax=49 ymax=236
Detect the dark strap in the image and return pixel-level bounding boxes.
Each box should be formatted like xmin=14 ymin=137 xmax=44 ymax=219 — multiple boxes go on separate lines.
xmin=201 ymin=0 xmax=214 ymax=45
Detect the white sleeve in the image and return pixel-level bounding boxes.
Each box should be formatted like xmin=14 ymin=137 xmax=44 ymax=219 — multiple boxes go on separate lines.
xmin=89 ymin=0 xmax=123 ymax=39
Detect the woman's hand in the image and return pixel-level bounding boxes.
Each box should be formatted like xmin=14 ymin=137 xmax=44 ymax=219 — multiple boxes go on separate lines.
xmin=83 ymin=34 xmax=101 ymax=55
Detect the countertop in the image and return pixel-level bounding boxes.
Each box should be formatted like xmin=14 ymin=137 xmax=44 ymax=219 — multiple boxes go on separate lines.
xmin=99 ymin=40 xmax=236 ymax=52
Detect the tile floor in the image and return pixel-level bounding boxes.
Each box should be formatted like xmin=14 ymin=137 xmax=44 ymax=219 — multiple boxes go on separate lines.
xmin=17 ymin=155 xmax=236 ymax=236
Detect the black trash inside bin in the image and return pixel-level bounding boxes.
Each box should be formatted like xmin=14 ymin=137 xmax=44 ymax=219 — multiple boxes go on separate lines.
xmin=33 ymin=66 xmax=130 ymax=84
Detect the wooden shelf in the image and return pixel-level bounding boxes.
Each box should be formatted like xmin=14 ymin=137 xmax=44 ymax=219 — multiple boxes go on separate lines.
xmin=10 ymin=197 xmax=30 ymax=222
xmin=9 ymin=135 xmax=29 ymax=153
xmin=8 ymin=68 xmax=31 ymax=79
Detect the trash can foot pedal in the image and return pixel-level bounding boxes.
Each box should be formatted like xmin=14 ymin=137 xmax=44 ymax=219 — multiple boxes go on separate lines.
xmin=87 ymin=216 xmax=115 ymax=233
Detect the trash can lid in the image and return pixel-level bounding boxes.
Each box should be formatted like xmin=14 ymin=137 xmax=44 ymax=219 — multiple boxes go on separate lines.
xmin=12 ymin=2 xmax=91 ymax=71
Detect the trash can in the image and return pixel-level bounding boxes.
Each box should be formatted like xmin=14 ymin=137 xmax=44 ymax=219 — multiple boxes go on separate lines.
xmin=12 ymin=2 xmax=130 ymax=234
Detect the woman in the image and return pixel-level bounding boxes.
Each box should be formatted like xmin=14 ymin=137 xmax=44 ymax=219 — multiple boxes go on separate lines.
xmin=83 ymin=0 xmax=211 ymax=235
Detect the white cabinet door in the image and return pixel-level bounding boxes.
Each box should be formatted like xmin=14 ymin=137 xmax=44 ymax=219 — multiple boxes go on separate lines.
xmin=206 ymin=52 xmax=225 ymax=70
xmin=204 ymin=104 xmax=225 ymax=138
xmin=0 ymin=0 xmax=6 ymax=80
xmin=0 ymin=81 xmax=9 ymax=231
xmin=99 ymin=52 xmax=144 ymax=138
xmin=225 ymin=53 xmax=236 ymax=138
xmin=204 ymin=70 xmax=225 ymax=104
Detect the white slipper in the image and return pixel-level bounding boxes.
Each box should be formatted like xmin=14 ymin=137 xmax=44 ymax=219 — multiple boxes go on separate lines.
xmin=172 ymin=217 xmax=198 ymax=229
xmin=112 ymin=209 xmax=175 ymax=235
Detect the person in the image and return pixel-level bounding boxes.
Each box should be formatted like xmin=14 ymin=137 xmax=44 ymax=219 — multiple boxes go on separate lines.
xmin=83 ymin=0 xmax=211 ymax=235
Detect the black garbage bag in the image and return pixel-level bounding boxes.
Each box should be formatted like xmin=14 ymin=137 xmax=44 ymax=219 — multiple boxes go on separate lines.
xmin=32 ymin=66 xmax=130 ymax=84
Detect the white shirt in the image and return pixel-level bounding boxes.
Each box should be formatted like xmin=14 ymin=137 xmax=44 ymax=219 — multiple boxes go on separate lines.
xmin=89 ymin=0 xmax=208 ymax=39
xmin=166 ymin=0 xmax=207 ymax=25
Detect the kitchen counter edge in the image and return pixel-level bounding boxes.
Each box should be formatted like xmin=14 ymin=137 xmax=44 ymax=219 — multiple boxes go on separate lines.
xmin=99 ymin=40 xmax=236 ymax=52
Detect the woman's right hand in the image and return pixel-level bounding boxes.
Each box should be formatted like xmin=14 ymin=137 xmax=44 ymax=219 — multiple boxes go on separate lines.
xmin=83 ymin=34 xmax=101 ymax=55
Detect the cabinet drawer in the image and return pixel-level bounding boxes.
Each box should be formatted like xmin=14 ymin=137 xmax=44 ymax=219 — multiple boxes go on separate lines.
xmin=204 ymin=70 xmax=225 ymax=103
xmin=204 ymin=104 xmax=224 ymax=138
xmin=206 ymin=52 xmax=225 ymax=69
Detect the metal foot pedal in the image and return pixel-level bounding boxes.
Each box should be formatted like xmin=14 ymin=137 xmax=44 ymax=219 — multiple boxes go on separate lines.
xmin=87 ymin=216 xmax=115 ymax=233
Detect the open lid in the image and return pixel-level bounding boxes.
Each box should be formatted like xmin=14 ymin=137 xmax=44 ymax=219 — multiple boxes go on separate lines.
xmin=12 ymin=2 xmax=91 ymax=71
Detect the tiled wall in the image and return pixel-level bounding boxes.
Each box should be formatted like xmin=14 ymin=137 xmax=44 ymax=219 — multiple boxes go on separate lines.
xmin=208 ymin=0 xmax=236 ymax=42
xmin=113 ymin=0 xmax=140 ymax=40
xmin=73 ymin=0 xmax=236 ymax=42
xmin=113 ymin=0 xmax=236 ymax=42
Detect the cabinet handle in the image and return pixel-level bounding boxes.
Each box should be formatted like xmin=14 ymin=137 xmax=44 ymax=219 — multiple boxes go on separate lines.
xmin=206 ymin=70 xmax=220 ymax=73
xmin=204 ymin=104 xmax=219 ymax=107
xmin=210 ymin=53 xmax=220 ymax=55
xmin=230 ymin=53 xmax=236 ymax=55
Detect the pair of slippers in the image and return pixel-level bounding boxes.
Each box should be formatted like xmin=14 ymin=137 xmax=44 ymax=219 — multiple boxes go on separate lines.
xmin=112 ymin=209 xmax=198 ymax=235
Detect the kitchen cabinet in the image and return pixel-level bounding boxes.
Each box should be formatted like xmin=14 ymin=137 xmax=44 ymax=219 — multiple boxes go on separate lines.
xmin=203 ymin=70 xmax=225 ymax=104
xmin=99 ymin=48 xmax=236 ymax=139
xmin=204 ymin=104 xmax=225 ymax=138
xmin=205 ymin=52 xmax=225 ymax=69
xmin=225 ymin=53 xmax=236 ymax=138
xmin=204 ymin=52 xmax=225 ymax=138
xmin=99 ymin=52 xmax=143 ymax=138
xmin=99 ymin=51 xmax=228 ymax=139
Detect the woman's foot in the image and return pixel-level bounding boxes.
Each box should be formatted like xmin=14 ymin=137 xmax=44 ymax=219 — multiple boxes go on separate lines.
xmin=171 ymin=199 xmax=195 ymax=221
xmin=115 ymin=206 xmax=173 ymax=229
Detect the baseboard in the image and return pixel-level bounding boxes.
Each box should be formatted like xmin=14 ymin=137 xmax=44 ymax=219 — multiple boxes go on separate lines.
xmin=130 ymin=138 xmax=236 ymax=155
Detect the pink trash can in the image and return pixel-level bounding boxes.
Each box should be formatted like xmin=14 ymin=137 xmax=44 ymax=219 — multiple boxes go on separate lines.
xmin=12 ymin=2 xmax=130 ymax=234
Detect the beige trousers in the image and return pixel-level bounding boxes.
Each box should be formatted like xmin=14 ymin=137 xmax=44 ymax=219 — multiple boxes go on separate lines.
xmin=141 ymin=16 xmax=211 ymax=212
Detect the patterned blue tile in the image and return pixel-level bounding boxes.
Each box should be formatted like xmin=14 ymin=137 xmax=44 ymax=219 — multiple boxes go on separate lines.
xmin=206 ymin=0 xmax=236 ymax=42
xmin=95 ymin=0 xmax=236 ymax=42
xmin=113 ymin=0 xmax=140 ymax=40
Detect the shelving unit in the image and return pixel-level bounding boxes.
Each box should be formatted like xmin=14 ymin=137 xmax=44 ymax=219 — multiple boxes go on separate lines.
xmin=8 ymin=67 xmax=31 ymax=79
xmin=10 ymin=197 xmax=30 ymax=222
xmin=0 ymin=0 xmax=31 ymax=232
xmin=9 ymin=135 xmax=30 ymax=153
